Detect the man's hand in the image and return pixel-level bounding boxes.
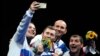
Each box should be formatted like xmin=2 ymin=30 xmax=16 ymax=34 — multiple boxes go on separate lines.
xmin=30 ymin=1 xmax=40 ymax=11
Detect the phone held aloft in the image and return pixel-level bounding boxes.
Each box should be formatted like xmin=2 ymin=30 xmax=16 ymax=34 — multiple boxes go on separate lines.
xmin=39 ymin=3 xmax=47 ymax=9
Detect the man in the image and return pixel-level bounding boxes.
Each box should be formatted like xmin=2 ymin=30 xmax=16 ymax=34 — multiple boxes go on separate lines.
xmin=30 ymin=26 xmax=62 ymax=56
xmin=26 ymin=22 xmax=36 ymax=44
xmin=7 ymin=1 xmax=40 ymax=56
xmin=63 ymin=34 xmax=85 ymax=56
xmin=53 ymin=20 xmax=69 ymax=54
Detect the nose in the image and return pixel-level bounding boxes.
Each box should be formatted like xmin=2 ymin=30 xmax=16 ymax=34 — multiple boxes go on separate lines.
xmin=30 ymin=29 xmax=34 ymax=33
xmin=71 ymin=41 xmax=75 ymax=45
xmin=32 ymin=29 xmax=35 ymax=32
xmin=32 ymin=28 xmax=36 ymax=31
xmin=48 ymin=35 xmax=51 ymax=38
xmin=46 ymin=34 xmax=51 ymax=38
xmin=56 ymin=27 xmax=60 ymax=31
xmin=31 ymin=29 xmax=36 ymax=34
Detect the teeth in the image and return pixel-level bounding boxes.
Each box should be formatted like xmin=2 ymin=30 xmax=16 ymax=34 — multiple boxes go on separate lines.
xmin=71 ymin=46 xmax=76 ymax=48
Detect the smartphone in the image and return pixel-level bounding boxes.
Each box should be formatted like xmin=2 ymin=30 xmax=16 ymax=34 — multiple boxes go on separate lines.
xmin=39 ymin=3 xmax=47 ymax=9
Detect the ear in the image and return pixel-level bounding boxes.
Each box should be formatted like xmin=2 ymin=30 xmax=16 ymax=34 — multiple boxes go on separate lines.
xmin=81 ymin=43 xmax=84 ymax=48
xmin=64 ymin=29 xmax=67 ymax=34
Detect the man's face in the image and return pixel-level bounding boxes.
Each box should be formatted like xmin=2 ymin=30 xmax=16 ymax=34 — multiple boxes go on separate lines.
xmin=54 ymin=20 xmax=67 ymax=37
xmin=26 ymin=23 xmax=36 ymax=38
xmin=69 ymin=37 xmax=83 ymax=53
xmin=42 ymin=28 xmax=56 ymax=41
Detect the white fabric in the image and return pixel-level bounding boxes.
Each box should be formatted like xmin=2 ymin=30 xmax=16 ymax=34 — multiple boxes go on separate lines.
xmin=30 ymin=34 xmax=42 ymax=48
xmin=63 ymin=51 xmax=70 ymax=56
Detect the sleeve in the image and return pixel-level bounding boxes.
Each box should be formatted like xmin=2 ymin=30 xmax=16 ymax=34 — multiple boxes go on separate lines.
xmin=63 ymin=51 xmax=70 ymax=56
xmin=11 ymin=9 xmax=35 ymax=45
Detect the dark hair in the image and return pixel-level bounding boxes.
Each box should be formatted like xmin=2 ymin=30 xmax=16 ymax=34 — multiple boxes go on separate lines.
xmin=70 ymin=34 xmax=84 ymax=44
xmin=46 ymin=26 xmax=55 ymax=30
